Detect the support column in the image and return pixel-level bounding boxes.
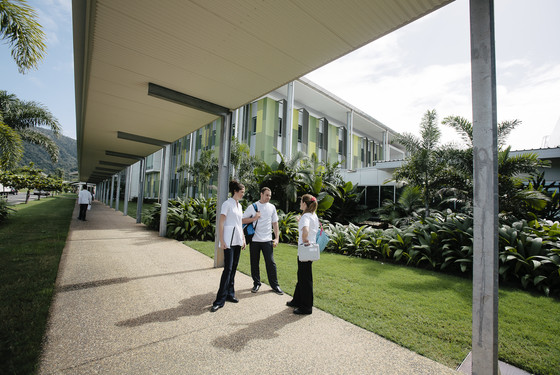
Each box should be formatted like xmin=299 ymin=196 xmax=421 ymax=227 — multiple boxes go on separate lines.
xmin=285 ymin=81 xmax=295 ymax=158
xmin=104 ymin=180 xmax=109 ymax=204
xmin=347 ymin=110 xmax=354 ymax=169
xmin=383 ymin=131 xmax=390 ymax=161
xmin=115 ymin=171 xmax=121 ymax=212
xmin=214 ymin=112 xmax=232 ymax=267
xmin=470 ymin=0 xmax=499 ymax=374
xmin=110 ymin=175 xmax=115 ymax=208
xmin=159 ymin=144 xmax=171 ymax=237
xmin=123 ymin=166 xmax=130 ymax=216
xmin=136 ymin=158 xmax=146 ymax=224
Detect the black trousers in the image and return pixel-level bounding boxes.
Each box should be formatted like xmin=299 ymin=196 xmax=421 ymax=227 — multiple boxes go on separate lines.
xmin=213 ymin=246 xmax=241 ymax=307
xmin=250 ymin=241 xmax=279 ymax=288
xmin=78 ymin=204 xmax=88 ymax=220
xmin=292 ymin=258 xmax=313 ymax=309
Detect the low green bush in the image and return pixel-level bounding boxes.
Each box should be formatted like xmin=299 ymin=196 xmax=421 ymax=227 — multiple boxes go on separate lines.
xmin=145 ymin=197 xmax=217 ymax=240
xmin=321 ymin=213 xmax=560 ymax=296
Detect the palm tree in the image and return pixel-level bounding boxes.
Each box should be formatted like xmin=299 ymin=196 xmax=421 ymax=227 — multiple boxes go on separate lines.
xmin=0 ymin=90 xmax=61 ymax=170
xmin=442 ymin=115 xmax=548 ymax=218
xmin=177 ymin=149 xmax=218 ymax=198
xmin=1 ymin=0 xmax=46 ymax=73
xmin=376 ymin=185 xmax=424 ymax=227
xmin=255 ymin=148 xmax=310 ymax=212
xmin=393 ymin=109 xmax=443 ymax=217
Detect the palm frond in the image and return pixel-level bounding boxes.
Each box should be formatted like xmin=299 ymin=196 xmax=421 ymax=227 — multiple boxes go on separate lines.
xmin=0 ymin=122 xmax=24 ymax=169
xmin=0 ymin=0 xmax=47 ymax=73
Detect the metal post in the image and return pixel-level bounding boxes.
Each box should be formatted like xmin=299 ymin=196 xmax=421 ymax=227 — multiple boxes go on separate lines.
xmin=115 ymin=171 xmax=121 ymax=212
xmin=110 ymin=175 xmax=115 ymax=208
xmin=189 ymin=131 xmax=196 ymax=198
xmin=347 ymin=110 xmax=354 ymax=169
xmin=123 ymin=166 xmax=130 ymax=216
xmin=214 ymin=112 xmax=232 ymax=267
xmin=159 ymin=144 xmax=171 ymax=237
xmin=285 ymin=81 xmax=295 ymax=158
xmin=104 ymin=180 xmax=109 ymax=204
xmin=470 ymin=0 xmax=499 ymax=374
xmin=136 ymin=158 xmax=146 ymax=224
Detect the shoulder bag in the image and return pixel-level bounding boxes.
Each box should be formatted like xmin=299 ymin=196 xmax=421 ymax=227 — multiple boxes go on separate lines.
xmin=316 ymin=220 xmax=330 ymax=252
xmin=243 ymin=203 xmax=258 ymax=244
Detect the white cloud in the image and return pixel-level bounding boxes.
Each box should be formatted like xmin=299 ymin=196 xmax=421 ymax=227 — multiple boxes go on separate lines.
xmin=305 ymin=0 xmax=560 ymax=151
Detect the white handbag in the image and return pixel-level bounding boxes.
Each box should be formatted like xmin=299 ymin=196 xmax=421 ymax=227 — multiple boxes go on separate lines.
xmin=298 ymin=243 xmax=320 ymax=261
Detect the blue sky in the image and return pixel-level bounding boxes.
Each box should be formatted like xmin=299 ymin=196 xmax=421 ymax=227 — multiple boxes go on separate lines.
xmin=1 ymin=0 xmax=559 ymax=150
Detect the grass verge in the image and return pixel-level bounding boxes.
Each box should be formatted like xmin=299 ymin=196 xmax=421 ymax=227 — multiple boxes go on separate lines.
xmin=115 ymin=199 xmax=154 ymax=223
xmin=0 ymin=194 xmax=75 ymax=375
xmin=185 ymin=240 xmax=560 ymax=375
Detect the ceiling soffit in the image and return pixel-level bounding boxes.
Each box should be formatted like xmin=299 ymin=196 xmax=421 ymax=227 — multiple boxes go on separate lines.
xmin=74 ymin=0 xmax=453 ymax=183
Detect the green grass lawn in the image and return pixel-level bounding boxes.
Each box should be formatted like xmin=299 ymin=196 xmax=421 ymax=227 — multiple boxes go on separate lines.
xmin=185 ymin=240 xmax=560 ymax=375
xmin=115 ymin=199 xmax=155 ymax=223
xmin=0 ymin=193 xmax=75 ymax=374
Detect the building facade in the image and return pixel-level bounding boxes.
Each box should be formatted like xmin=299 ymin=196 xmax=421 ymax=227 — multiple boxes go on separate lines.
xmin=125 ymin=78 xmax=407 ymax=205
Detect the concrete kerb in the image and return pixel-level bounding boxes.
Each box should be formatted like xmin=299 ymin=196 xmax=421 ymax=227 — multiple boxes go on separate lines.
xmin=38 ymin=200 xmax=458 ymax=374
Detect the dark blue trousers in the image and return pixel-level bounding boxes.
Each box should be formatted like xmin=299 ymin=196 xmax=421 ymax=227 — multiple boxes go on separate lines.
xmin=213 ymin=246 xmax=241 ymax=307
xmin=250 ymin=241 xmax=279 ymax=288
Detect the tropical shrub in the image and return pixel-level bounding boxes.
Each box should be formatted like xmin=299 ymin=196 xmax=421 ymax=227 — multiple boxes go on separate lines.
xmin=320 ymin=213 xmax=560 ymax=296
xmin=144 ymin=197 xmax=217 ymax=241
xmin=277 ymin=210 xmax=298 ymax=244
xmin=499 ymin=219 xmax=560 ymax=296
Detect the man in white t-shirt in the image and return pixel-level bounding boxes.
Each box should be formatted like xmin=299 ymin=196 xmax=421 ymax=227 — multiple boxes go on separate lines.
xmin=242 ymin=187 xmax=283 ymax=295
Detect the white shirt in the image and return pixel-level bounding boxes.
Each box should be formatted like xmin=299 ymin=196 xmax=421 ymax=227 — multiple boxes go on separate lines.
xmin=299 ymin=212 xmax=319 ymax=245
xmin=78 ymin=189 xmax=92 ymax=204
xmin=243 ymin=201 xmax=278 ymax=242
xmin=220 ymin=197 xmax=244 ymax=248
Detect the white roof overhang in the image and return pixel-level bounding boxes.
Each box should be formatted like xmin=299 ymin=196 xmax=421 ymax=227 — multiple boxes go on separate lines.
xmin=73 ymin=0 xmax=453 ymax=183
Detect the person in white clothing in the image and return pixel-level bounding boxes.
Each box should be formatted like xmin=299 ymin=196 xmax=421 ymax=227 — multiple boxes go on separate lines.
xmin=287 ymin=194 xmax=319 ymax=315
xmin=211 ymin=180 xmax=246 ymax=312
xmin=77 ymin=185 xmax=92 ymax=221
xmin=242 ymin=187 xmax=283 ymax=295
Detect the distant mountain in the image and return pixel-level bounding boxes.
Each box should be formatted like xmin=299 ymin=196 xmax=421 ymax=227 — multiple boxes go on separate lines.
xmin=18 ymin=128 xmax=77 ymax=179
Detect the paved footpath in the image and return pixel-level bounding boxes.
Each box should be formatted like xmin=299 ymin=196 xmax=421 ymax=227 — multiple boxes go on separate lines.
xmin=39 ymin=200 xmax=458 ymax=375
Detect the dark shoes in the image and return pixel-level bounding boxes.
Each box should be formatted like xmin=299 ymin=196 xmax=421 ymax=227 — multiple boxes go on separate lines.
xmin=286 ymin=300 xmax=297 ymax=307
xmin=251 ymin=284 xmax=261 ymax=293
xmin=272 ymin=287 xmax=284 ymax=295
xmin=293 ymin=307 xmax=312 ymax=315
xmin=210 ymin=304 xmax=223 ymax=312
xmin=226 ymin=296 xmax=239 ymax=303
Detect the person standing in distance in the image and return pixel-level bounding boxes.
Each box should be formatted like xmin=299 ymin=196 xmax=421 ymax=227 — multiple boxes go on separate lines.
xmin=211 ymin=180 xmax=246 ymax=312
xmin=287 ymin=194 xmax=319 ymax=315
xmin=243 ymin=187 xmax=283 ymax=295
xmin=77 ymin=184 xmax=92 ymax=221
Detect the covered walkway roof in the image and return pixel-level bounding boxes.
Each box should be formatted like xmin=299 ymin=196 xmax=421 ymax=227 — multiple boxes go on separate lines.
xmin=73 ymin=0 xmax=453 ymax=183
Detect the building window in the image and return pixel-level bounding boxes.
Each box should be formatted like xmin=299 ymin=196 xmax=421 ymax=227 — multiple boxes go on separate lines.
xmin=297 ymin=110 xmax=303 ymax=143
xmin=361 ymin=139 xmax=365 ymax=164
xmin=278 ymin=100 xmax=284 ymax=137
xmin=252 ymin=117 xmax=257 ymax=135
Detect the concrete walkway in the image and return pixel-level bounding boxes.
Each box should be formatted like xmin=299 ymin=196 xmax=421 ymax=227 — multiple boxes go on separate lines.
xmin=39 ymin=200 xmax=458 ymax=375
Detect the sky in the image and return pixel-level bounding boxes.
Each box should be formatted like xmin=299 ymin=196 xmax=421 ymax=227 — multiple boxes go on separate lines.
xmin=1 ymin=0 xmax=559 ymax=151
